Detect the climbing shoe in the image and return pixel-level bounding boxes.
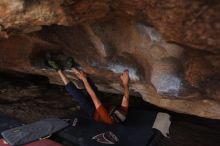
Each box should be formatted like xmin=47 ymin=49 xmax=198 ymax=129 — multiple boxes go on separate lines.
xmin=66 ymin=57 xmax=74 ymax=69
xmin=47 ymin=59 xmax=61 ymax=71
xmin=66 ymin=57 xmax=80 ymax=70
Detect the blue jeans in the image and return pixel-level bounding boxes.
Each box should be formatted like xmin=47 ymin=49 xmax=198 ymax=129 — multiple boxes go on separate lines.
xmin=65 ymin=78 xmax=103 ymax=117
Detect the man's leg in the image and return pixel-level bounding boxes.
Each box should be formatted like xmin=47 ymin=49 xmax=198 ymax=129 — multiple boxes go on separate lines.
xmin=58 ymin=70 xmax=70 ymax=85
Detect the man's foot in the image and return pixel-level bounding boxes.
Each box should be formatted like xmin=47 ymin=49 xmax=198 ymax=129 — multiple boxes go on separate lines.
xmin=66 ymin=57 xmax=74 ymax=69
xmin=47 ymin=59 xmax=61 ymax=71
xmin=66 ymin=57 xmax=79 ymax=70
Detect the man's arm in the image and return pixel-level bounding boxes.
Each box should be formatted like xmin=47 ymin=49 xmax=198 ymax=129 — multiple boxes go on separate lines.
xmin=120 ymin=70 xmax=130 ymax=111
xmin=73 ymin=69 xmax=112 ymax=124
xmin=81 ymin=76 xmax=102 ymax=109
xmin=72 ymin=69 xmax=101 ymax=109
xmin=121 ymin=85 xmax=129 ymax=108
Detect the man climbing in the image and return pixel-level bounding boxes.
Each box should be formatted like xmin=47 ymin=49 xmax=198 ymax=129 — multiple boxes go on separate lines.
xmin=47 ymin=58 xmax=130 ymax=125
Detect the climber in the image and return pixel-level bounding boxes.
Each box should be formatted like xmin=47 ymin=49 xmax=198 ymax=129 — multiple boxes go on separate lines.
xmin=47 ymin=57 xmax=130 ymax=125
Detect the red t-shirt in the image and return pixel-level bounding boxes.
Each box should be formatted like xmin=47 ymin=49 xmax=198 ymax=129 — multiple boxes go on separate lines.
xmin=93 ymin=105 xmax=128 ymax=125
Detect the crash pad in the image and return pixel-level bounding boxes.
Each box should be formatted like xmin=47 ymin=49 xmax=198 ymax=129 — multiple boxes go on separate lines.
xmin=0 ymin=138 xmax=64 ymax=146
xmin=55 ymin=109 xmax=168 ymax=146
xmin=1 ymin=118 xmax=68 ymax=146
xmin=0 ymin=114 xmax=23 ymax=138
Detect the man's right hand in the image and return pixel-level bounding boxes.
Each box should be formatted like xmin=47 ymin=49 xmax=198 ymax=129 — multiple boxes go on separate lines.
xmin=120 ymin=70 xmax=129 ymax=88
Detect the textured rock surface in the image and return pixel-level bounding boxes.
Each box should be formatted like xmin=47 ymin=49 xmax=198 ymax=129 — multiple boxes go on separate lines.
xmin=0 ymin=0 xmax=220 ymax=119
xmin=1 ymin=0 xmax=219 ymax=51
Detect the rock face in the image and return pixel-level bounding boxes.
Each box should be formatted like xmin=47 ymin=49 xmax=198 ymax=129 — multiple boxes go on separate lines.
xmin=0 ymin=0 xmax=220 ymax=119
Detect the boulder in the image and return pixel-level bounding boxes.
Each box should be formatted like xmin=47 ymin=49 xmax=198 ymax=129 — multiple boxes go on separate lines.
xmin=0 ymin=0 xmax=219 ymax=119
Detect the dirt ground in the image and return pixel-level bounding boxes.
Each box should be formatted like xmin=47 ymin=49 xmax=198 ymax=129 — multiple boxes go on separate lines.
xmin=0 ymin=71 xmax=220 ymax=146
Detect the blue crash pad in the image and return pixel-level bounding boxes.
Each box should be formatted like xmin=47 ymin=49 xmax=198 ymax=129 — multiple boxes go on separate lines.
xmin=0 ymin=114 xmax=23 ymax=138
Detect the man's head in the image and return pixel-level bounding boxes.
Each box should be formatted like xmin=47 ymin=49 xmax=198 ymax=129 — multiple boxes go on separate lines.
xmin=110 ymin=106 xmax=127 ymax=123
